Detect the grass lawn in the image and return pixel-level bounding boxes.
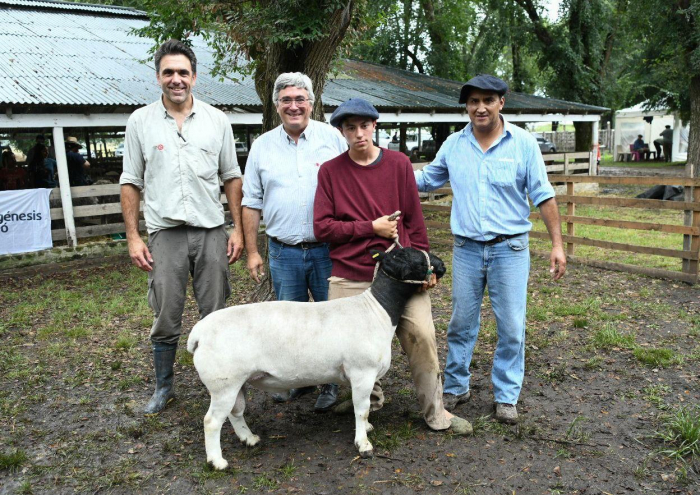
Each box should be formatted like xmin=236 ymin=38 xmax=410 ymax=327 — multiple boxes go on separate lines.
xmin=599 ymin=152 xmax=687 ymax=168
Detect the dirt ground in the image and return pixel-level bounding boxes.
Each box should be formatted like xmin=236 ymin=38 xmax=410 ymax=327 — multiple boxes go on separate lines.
xmin=1 ymin=242 xmax=699 ymax=494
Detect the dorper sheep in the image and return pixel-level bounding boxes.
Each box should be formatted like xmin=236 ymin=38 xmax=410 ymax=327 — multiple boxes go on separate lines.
xmin=187 ymin=246 xmax=446 ymax=470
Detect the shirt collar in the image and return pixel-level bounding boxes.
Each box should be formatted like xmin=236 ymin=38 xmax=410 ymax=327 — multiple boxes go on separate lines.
xmin=280 ymin=119 xmax=315 ymax=143
xmin=462 ymin=114 xmax=512 ymax=149
xmin=158 ymin=94 xmax=198 ymax=120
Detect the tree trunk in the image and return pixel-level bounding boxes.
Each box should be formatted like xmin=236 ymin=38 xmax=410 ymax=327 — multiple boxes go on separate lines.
xmin=574 ymin=121 xmax=592 ymax=152
xmin=253 ymin=1 xmax=354 ymax=132
xmin=419 ymin=0 xmax=450 ymax=77
xmin=434 ymin=123 xmax=452 ymax=154
xmin=682 ymin=74 xmax=700 ymax=274
xmin=688 ymin=74 xmax=700 ymax=179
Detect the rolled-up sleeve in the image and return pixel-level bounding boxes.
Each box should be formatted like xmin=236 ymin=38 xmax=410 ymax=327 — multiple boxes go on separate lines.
xmin=119 ymin=114 xmax=145 ymax=190
xmin=525 ymin=139 xmax=555 ymax=206
xmin=241 ymin=142 xmax=263 ymax=210
xmin=219 ymin=115 xmax=242 ymax=182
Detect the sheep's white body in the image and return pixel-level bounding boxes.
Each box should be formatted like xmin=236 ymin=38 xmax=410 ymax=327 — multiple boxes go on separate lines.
xmin=187 ymin=289 xmax=396 ymax=470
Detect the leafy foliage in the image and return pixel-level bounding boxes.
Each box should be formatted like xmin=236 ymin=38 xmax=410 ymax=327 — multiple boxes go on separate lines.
xmin=630 ymin=0 xmax=700 ymax=121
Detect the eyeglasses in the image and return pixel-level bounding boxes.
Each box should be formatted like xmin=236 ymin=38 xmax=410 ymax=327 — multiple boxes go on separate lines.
xmin=277 ymin=97 xmax=311 ymax=107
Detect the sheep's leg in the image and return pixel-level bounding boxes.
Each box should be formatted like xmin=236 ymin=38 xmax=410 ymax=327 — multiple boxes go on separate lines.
xmin=227 ymin=387 xmax=260 ymax=447
xmin=350 ymin=375 xmax=376 ymax=458
xmin=204 ymin=388 xmax=240 ymax=470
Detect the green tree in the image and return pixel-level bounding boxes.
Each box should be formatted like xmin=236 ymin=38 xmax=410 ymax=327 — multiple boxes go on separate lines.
xmin=513 ymin=0 xmax=636 ymax=150
xmin=631 ymin=0 xmax=698 ymax=177
xmin=134 ymin=1 xmax=371 ymax=131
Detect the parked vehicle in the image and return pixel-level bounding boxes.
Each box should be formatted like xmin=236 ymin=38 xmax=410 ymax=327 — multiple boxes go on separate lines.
xmin=235 ymin=141 xmax=248 ymax=154
xmin=114 ymin=143 xmax=124 ymax=157
xmin=532 ymin=133 xmax=557 ymax=153
xmin=388 ymin=130 xmax=435 ymax=157
xmin=375 ymin=130 xmax=391 ymax=148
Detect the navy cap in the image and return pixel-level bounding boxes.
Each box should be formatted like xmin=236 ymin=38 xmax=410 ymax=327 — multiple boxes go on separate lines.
xmin=458 ymin=74 xmax=508 ymax=104
xmin=330 ymin=98 xmax=380 ymax=128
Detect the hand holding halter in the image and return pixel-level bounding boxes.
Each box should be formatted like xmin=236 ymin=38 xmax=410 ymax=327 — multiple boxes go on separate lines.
xmin=387 ymin=211 xmax=403 ymax=248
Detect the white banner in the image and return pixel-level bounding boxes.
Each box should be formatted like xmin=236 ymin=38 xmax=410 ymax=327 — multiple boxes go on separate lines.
xmin=0 ymin=189 xmax=53 ymax=255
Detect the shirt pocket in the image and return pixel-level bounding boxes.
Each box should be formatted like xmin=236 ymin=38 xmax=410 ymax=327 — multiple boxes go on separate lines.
xmin=192 ymin=146 xmax=219 ymax=181
xmin=488 ymin=159 xmax=517 ymax=187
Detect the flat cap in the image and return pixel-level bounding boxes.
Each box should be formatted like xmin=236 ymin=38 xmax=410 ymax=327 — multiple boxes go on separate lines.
xmin=458 ymin=74 xmax=508 ymax=104
xmin=330 ymin=98 xmax=380 ymax=128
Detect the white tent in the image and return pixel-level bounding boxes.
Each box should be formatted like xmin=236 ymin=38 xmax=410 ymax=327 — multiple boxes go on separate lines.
xmin=614 ymin=103 xmax=688 ymax=162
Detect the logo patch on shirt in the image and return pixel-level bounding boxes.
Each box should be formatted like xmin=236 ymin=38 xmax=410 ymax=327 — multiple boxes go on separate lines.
xmin=157 ymin=144 xmax=164 ymax=151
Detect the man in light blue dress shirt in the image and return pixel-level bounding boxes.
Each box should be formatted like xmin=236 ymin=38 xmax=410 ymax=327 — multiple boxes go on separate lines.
xmin=415 ymin=74 xmax=566 ymax=424
xmin=242 ymin=73 xmax=348 ymax=411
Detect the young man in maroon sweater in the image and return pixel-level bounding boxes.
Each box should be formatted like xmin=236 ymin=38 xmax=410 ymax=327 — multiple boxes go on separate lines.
xmin=313 ymin=98 xmax=472 ymax=435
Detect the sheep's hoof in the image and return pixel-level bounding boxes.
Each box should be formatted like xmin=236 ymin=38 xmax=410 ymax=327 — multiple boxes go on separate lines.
xmin=243 ymin=434 xmax=260 ymax=447
xmin=208 ymin=458 xmax=229 ymax=471
xmin=360 ymin=449 xmax=374 ymax=459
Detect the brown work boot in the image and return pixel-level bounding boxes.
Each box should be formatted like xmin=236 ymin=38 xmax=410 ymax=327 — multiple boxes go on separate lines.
xmin=494 ymin=403 xmax=518 ymax=424
xmin=442 ymin=391 xmax=470 ymax=411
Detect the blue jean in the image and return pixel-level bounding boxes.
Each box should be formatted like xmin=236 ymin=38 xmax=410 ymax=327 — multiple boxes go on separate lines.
xmin=443 ymin=233 xmax=530 ymax=405
xmin=268 ymin=239 xmax=332 ymax=302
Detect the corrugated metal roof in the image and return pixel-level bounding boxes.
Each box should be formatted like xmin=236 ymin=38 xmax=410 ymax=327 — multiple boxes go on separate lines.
xmin=0 ymin=1 xmax=609 ymax=114
xmin=0 ymin=0 xmax=145 ymax=17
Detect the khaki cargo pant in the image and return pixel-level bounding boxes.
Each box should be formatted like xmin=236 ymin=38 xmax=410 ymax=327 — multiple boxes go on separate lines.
xmin=328 ymin=276 xmax=451 ymax=430
xmin=147 ymin=225 xmax=231 ymax=345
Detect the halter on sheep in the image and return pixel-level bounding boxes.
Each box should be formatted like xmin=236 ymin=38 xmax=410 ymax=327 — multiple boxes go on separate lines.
xmin=187 ymin=246 xmax=446 ymax=470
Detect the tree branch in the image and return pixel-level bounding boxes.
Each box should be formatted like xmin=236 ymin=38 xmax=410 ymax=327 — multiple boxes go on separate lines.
xmin=512 ymin=0 xmax=554 ymax=47
xmin=405 ymin=47 xmax=425 ymax=73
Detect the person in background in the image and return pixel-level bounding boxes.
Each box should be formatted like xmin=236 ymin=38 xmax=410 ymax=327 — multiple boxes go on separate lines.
xmin=65 ymin=137 xmax=91 ymax=186
xmin=632 ymin=134 xmax=650 ymax=161
xmin=0 ymin=149 xmax=27 ymax=190
xmin=33 ymin=144 xmax=57 ymax=188
xmin=660 ymin=125 xmax=673 ymax=162
xmin=26 ymin=134 xmax=47 ymax=184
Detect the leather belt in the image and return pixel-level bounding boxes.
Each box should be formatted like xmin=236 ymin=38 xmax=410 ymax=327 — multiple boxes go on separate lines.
xmin=483 ymin=233 xmax=523 ymax=246
xmin=269 ymin=236 xmax=325 ymax=249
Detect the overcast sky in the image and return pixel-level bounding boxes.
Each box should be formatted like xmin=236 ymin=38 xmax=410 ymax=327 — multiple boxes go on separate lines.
xmin=545 ymin=0 xmax=562 ymax=21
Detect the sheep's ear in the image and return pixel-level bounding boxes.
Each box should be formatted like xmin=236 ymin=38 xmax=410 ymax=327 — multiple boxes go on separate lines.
xmin=429 ymin=252 xmax=447 ymax=279
xmin=370 ymin=250 xmax=386 ymax=262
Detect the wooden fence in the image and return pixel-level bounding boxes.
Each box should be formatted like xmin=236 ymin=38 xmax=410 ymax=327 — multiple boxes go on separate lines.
xmin=42 ymin=171 xmax=699 ymax=284
xmin=422 ymin=174 xmax=700 ymax=284
xmin=48 ymin=184 xmax=233 ymax=243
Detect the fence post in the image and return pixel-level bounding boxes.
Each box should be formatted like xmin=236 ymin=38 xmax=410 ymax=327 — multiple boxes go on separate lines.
xmin=53 ymin=126 xmax=78 ymax=247
xmin=566 ymin=180 xmax=575 ymax=256
xmin=683 ymin=185 xmax=700 ymax=283
xmin=563 ymin=153 xmax=570 ymax=175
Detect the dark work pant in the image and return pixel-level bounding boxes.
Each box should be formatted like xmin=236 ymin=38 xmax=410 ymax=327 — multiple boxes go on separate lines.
xmin=147 ymin=225 xmax=231 ymax=345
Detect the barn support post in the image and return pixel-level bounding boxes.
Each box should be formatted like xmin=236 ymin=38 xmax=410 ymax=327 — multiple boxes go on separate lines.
xmin=590 ymin=119 xmax=599 ymax=176
xmin=53 ymin=126 xmax=78 ymax=247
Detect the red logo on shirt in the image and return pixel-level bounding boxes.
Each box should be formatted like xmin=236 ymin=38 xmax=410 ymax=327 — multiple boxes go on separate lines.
xmin=157 ymin=144 xmax=164 ymax=151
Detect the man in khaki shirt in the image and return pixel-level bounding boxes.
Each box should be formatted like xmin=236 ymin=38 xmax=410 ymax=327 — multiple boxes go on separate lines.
xmin=120 ymin=39 xmax=244 ymax=415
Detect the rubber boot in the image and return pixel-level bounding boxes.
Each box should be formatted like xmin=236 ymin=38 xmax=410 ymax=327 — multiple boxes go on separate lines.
xmin=144 ymin=342 xmax=177 ymax=415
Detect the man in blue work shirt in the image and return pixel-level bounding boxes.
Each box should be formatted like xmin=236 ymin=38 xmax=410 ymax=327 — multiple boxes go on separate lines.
xmin=415 ymin=74 xmax=566 ymax=424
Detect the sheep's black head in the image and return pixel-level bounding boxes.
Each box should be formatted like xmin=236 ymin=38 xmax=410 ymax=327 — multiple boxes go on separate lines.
xmin=371 ymin=247 xmax=446 ymax=282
